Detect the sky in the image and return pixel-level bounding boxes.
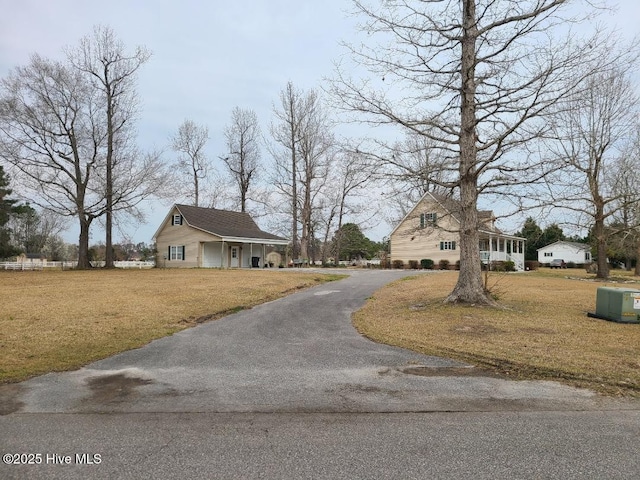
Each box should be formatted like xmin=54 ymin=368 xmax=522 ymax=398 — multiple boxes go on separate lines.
xmin=1 ymin=0 xmax=639 ymax=246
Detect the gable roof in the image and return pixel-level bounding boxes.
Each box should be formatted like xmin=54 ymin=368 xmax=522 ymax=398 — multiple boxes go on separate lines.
xmin=154 ymin=204 xmax=288 ymax=244
xmin=389 ymin=191 xmax=518 ymax=238
xmin=537 ymin=240 xmax=590 ymax=252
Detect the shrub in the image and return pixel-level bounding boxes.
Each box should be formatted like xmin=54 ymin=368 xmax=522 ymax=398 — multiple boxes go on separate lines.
xmin=420 ymin=258 xmax=434 ymax=269
xmin=567 ymin=261 xmax=576 ymax=268
xmin=392 ymin=259 xmax=405 ymax=269
xmin=524 ymin=260 xmax=539 ymax=271
xmin=455 ymin=260 xmax=461 ymax=270
xmin=504 ymin=260 xmax=516 ymax=272
xmin=408 ymin=260 xmax=419 ymax=269
xmin=438 ymin=259 xmax=450 ymax=270
xmin=380 ymin=259 xmax=391 ymax=269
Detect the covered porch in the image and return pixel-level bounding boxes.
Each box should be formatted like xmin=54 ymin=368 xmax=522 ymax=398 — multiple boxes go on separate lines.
xmin=479 ymin=234 xmax=526 ymax=271
xmin=199 ymin=237 xmax=289 ymax=268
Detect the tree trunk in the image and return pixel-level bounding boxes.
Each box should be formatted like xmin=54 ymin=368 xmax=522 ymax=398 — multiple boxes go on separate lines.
xmin=445 ymin=0 xmax=494 ymax=305
xmin=104 ymin=84 xmax=115 ymax=269
xmin=594 ymin=203 xmax=609 ymax=279
xmin=635 ymin=237 xmax=640 ymax=276
xmin=77 ymin=215 xmax=92 ymax=269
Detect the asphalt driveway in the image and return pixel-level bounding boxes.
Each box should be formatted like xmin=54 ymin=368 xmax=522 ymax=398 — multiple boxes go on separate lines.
xmin=5 ymin=269 xmax=633 ymax=414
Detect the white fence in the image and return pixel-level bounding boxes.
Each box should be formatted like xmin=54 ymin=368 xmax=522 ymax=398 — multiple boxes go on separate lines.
xmin=1 ymin=261 xmax=155 ymax=270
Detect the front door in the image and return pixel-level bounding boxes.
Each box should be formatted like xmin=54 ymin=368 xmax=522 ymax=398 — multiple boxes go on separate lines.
xmin=230 ymin=246 xmax=239 ymax=268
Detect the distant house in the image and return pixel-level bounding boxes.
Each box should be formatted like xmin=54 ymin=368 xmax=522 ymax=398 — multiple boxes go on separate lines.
xmin=537 ymin=241 xmax=592 ymax=266
xmin=153 ymin=204 xmax=288 ymax=268
xmin=390 ymin=192 xmax=526 ymax=271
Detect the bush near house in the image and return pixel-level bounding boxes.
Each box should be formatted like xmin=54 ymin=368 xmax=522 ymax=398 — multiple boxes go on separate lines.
xmin=421 ymin=258 xmax=434 ymax=269
xmin=408 ymin=260 xmax=419 ymax=269
xmin=491 ymin=260 xmax=516 ymax=272
xmin=525 ymin=260 xmax=539 ymax=271
xmin=438 ymin=259 xmax=450 ymax=270
xmin=392 ymin=259 xmax=405 ymax=269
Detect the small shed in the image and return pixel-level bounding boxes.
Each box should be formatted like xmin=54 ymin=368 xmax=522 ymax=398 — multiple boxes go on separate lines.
xmin=537 ymin=241 xmax=592 ymax=265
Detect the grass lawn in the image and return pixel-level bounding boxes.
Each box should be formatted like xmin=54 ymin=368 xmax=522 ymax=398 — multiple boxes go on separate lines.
xmin=0 ymin=269 xmax=343 ymax=383
xmin=353 ymin=268 xmax=640 ymax=397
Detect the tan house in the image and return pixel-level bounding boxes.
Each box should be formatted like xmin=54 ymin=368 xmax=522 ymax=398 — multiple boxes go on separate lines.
xmin=390 ymin=192 xmax=526 ymax=271
xmin=153 ymin=204 xmax=288 ymax=268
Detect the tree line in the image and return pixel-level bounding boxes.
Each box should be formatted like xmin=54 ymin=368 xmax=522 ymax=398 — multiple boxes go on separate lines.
xmin=2 ymin=2 xmax=640 ymax=305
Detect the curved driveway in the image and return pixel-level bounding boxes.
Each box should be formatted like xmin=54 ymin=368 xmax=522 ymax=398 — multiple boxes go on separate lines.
xmin=8 ymin=270 xmax=631 ymax=414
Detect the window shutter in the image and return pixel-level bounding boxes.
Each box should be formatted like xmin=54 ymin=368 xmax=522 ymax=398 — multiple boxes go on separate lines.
xmin=168 ymin=246 xmax=171 ymax=260
xmin=171 ymin=216 xmax=174 ymax=226
xmin=420 ymin=213 xmax=425 ymax=228
xmin=452 ymin=241 xmax=456 ymax=250
xmin=182 ymin=246 xmax=185 ymax=261
xmin=439 ymin=241 xmax=443 ymax=250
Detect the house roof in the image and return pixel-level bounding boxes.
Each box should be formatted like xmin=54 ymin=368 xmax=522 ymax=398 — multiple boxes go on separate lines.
xmin=537 ymin=240 xmax=590 ymax=252
xmin=154 ymin=204 xmax=288 ymax=244
xmin=390 ymin=191 xmax=522 ymax=239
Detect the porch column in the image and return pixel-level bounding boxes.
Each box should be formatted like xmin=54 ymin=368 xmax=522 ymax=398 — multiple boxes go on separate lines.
xmin=489 ymin=234 xmax=492 ymax=262
xmin=250 ymin=243 xmax=253 ymax=268
xmin=221 ymin=241 xmax=225 ymax=268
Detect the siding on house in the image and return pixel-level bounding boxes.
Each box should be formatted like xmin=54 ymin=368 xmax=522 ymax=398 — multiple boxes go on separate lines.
xmin=537 ymin=241 xmax=592 ymax=265
xmin=390 ymin=198 xmax=461 ymax=264
xmin=156 ymin=211 xmax=223 ymax=268
xmin=389 ymin=192 xmax=526 ymax=270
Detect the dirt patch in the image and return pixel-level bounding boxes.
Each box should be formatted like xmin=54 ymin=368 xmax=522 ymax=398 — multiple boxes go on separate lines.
xmin=451 ymin=324 xmax=505 ymax=336
xmin=85 ymin=373 xmax=153 ymax=404
xmin=400 ymin=366 xmax=505 ymax=379
xmin=0 ymin=384 xmax=24 ymax=415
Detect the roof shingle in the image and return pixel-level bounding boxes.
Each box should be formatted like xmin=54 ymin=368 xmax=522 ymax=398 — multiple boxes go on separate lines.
xmin=175 ymin=204 xmax=287 ymax=242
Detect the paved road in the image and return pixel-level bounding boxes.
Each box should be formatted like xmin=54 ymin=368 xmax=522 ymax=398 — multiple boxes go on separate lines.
xmin=1 ymin=270 xmax=639 ymax=479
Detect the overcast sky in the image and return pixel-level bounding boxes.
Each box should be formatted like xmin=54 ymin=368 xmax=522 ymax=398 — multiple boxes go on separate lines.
xmin=1 ymin=0 xmax=639 ymax=245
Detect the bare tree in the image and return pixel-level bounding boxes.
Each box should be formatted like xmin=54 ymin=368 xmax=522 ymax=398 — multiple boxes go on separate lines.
xmin=332 ymin=0 xmax=608 ymax=304
xmin=321 ymin=150 xmax=371 ymax=264
xmin=222 ymin=107 xmax=260 ymax=212
xmin=296 ymin=89 xmax=334 ymax=263
xmin=270 ymin=82 xmax=304 ymax=261
xmin=68 ymin=25 xmax=151 ymax=268
xmin=545 ymin=60 xmax=640 ymax=279
xmin=0 ymin=54 xmax=103 ymax=268
xmin=170 ymin=119 xmax=210 ymax=207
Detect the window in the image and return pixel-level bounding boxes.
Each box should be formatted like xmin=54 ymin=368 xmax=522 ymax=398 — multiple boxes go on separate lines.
xmin=168 ymin=245 xmax=185 ymax=261
xmin=585 ymin=252 xmax=591 ymax=261
xmin=172 ymin=214 xmax=183 ymax=226
xmin=544 ymin=252 xmax=553 ymax=257
xmin=440 ymin=241 xmax=456 ymax=250
xmin=420 ymin=212 xmax=437 ymax=228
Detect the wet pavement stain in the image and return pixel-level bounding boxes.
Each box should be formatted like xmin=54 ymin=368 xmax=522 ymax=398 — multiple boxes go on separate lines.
xmin=0 ymin=384 xmax=24 ymax=415
xmin=85 ymin=373 xmax=153 ymax=404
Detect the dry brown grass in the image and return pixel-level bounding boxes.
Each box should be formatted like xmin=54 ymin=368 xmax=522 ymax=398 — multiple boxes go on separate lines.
xmin=354 ymin=269 xmax=640 ymax=396
xmin=0 ymin=269 xmax=343 ymax=383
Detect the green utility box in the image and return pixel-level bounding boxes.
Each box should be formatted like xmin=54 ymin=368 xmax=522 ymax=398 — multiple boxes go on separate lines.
xmin=593 ymin=287 xmax=640 ymax=324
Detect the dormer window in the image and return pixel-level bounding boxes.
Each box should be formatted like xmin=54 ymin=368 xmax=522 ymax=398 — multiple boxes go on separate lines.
xmin=420 ymin=212 xmax=437 ymax=228
xmin=172 ymin=214 xmax=183 ymax=226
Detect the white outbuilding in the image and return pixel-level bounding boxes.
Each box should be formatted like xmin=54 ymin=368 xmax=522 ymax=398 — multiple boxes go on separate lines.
xmin=537 ymin=241 xmax=592 ymax=266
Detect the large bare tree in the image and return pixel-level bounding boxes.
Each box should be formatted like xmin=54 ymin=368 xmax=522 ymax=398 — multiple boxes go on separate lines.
xmin=0 ymin=55 xmax=103 ymax=268
xmin=69 ymin=26 xmax=151 ymax=268
xmin=222 ymin=107 xmax=260 ymax=212
xmin=332 ymin=0 xmax=607 ymax=304
xmin=170 ymin=119 xmax=210 ymax=207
